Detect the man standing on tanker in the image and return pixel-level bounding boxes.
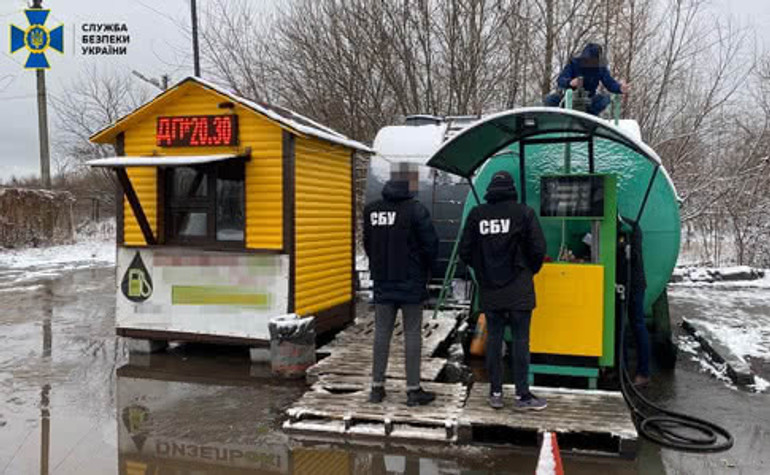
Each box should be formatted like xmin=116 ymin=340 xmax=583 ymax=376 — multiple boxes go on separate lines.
xmin=460 ymin=171 xmax=547 ymax=410
xmin=544 ymin=42 xmax=630 ymax=116
xmin=364 ymin=163 xmax=439 ymax=406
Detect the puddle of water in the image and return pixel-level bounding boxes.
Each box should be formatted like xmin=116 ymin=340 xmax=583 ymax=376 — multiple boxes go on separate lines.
xmin=656 ymin=292 xmax=770 ymax=474
xmin=1 ymin=266 xmax=768 ymax=473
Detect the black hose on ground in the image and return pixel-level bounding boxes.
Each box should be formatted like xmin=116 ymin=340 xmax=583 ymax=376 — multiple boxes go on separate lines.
xmin=617 ymin=241 xmax=734 ymax=453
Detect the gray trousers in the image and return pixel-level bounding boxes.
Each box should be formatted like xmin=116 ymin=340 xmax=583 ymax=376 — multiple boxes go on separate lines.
xmin=371 ymin=303 xmax=423 ymax=391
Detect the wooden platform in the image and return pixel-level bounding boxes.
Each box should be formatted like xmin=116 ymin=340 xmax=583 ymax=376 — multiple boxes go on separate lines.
xmin=307 ymin=310 xmax=460 ymax=383
xmin=285 ymin=308 xmax=638 ymax=457
xmin=459 ymin=384 xmax=638 ymax=456
xmin=284 ymin=375 xmax=467 ymax=442
xmin=284 ymin=379 xmax=637 ymax=456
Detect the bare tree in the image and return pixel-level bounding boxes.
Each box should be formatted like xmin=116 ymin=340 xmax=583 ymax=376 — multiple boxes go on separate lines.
xmin=195 ymin=0 xmax=766 ymax=265
xmin=51 ymin=66 xmax=153 ymax=204
xmin=199 ymin=0 xmax=277 ymax=102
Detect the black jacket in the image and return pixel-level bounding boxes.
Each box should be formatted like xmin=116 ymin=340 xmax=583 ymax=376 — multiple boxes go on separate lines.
xmin=459 ymin=190 xmax=546 ymax=312
xmin=364 ymin=180 xmax=439 ymax=304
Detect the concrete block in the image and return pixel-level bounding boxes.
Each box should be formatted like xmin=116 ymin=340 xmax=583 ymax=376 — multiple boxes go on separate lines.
xmin=249 ymin=347 xmax=271 ymax=363
xmin=682 ymin=319 xmax=755 ymax=386
xmin=128 ymin=352 xmax=152 ymax=367
xmin=126 ymin=338 xmax=168 ymax=354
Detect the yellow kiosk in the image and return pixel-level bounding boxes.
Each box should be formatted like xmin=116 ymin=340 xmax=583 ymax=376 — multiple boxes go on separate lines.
xmin=89 ymin=77 xmax=372 ymax=354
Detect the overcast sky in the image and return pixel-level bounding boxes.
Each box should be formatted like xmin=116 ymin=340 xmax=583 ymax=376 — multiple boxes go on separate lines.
xmin=1 ymin=0 xmax=769 ymax=181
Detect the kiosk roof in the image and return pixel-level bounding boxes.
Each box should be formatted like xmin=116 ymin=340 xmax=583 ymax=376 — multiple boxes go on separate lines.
xmin=90 ymin=76 xmax=374 ymax=154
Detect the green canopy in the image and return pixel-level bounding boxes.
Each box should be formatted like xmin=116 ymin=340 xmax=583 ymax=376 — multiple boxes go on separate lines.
xmin=427 ymin=107 xmax=661 ymax=178
xmin=427 ymin=107 xmax=680 ymax=314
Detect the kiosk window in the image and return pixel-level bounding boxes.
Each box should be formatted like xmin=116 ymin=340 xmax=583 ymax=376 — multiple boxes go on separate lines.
xmin=165 ymin=161 xmax=245 ymax=245
xmin=171 ymin=167 xmax=208 ymax=198
xmin=173 ymin=212 xmax=208 ymax=237
xmin=216 ymin=164 xmax=245 ymax=241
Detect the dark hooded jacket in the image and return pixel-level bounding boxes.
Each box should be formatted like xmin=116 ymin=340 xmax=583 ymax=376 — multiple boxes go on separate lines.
xmin=364 ymin=180 xmax=439 ymax=304
xmin=459 ymin=173 xmax=546 ymax=312
xmin=557 ymin=43 xmax=622 ymax=96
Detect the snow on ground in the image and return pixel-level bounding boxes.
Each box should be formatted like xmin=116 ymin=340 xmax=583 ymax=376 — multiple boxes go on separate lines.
xmin=752 ymin=376 xmax=770 ymax=393
xmin=671 ymin=266 xmax=768 ymax=287
xmin=676 ymin=335 xmax=739 ymax=391
xmin=670 ymin=286 xmax=770 ymax=360
xmin=0 ymin=240 xmax=114 ymax=270
xmin=670 ymin=280 xmax=770 ymax=392
xmin=356 ymin=253 xmax=369 ymax=272
xmin=0 ymin=220 xmax=115 ymax=291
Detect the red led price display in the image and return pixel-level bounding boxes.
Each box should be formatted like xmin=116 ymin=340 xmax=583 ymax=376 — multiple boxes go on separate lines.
xmin=156 ymin=115 xmax=239 ymax=147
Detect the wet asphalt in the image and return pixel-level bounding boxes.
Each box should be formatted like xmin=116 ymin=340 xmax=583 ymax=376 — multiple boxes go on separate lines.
xmin=0 ymin=266 xmax=768 ymax=474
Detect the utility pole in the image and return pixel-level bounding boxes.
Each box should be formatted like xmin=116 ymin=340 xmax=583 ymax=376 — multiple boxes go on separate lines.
xmin=190 ymin=0 xmax=201 ymax=77
xmin=32 ymin=0 xmax=51 ymax=189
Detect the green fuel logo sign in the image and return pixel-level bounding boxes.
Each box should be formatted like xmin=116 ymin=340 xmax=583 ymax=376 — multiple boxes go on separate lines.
xmin=122 ymin=404 xmax=151 ymax=453
xmin=121 ymin=253 xmax=153 ymax=303
xmin=9 ymin=9 xmax=64 ymax=69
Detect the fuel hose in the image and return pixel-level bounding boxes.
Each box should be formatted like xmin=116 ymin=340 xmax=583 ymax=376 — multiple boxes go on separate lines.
xmin=617 ymin=241 xmax=734 ymax=453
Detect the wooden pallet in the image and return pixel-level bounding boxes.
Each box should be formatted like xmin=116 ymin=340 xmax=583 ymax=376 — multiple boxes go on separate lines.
xmin=458 ymin=383 xmax=638 ymax=456
xmin=284 ymin=375 xmax=468 ymax=442
xmin=320 ymin=310 xmax=461 ymax=356
xmin=286 ymin=307 xmax=637 ymax=456
xmin=308 ymin=310 xmax=461 ymax=383
xmin=308 ymin=355 xmax=448 ymax=383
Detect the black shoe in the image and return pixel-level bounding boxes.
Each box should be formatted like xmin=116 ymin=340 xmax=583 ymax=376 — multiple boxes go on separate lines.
xmin=369 ymin=386 xmax=386 ymax=403
xmin=406 ymin=388 xmax=436 ymax=407
xmin=515 ymin=392 xmax=547 ymax=411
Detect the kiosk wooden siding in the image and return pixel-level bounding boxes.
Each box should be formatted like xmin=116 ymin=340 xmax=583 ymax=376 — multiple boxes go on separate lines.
xmin=122 ymin=167 xmax=157 ymax=245
xmin=88 ymin=77 xmax=372 ymax=345
xmin=294 ymin=137 xmax=353 ymax=320
xmin=119 ymin=84 xmax=284 ymax=249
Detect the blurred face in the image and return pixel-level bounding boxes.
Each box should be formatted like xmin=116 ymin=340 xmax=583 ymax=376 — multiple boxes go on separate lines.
xmin=578 ymin=44 xmax=604 ymax=69
xmin=391 ymin=164 xmax=419 ymax=192
xmin=579 ymin=57 xmax=600 ymax=69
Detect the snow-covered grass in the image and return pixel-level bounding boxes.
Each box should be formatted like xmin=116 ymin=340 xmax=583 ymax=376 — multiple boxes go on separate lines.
xmin=0 ymin=219 xmax=115 ymax=290
xmin=0 ymin=240 xmax=114 ymax=270
xmin=671 ymin=265 xmax=769 ymax=288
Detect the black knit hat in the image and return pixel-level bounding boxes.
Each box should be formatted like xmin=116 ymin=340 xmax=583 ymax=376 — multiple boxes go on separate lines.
xmin=488 ymin=171 xmax=515 ymax=192
xmin=485 ymin=170 xmax=518 ymax=203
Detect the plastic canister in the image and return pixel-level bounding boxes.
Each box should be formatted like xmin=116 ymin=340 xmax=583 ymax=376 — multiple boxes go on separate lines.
xmin=469 ymin=313 xmax=488 ymax=356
